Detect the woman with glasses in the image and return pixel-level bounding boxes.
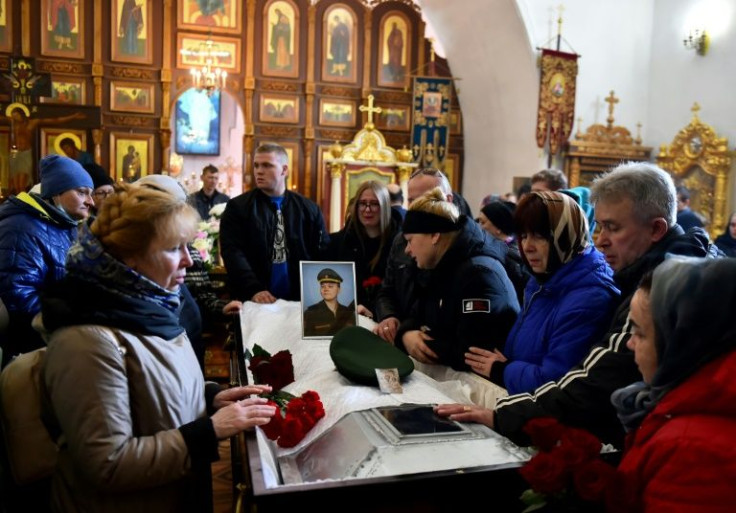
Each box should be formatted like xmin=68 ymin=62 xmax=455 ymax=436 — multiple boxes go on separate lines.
xmin=465 ymin=191 xmax=619 ymax=394
xmin=323 ymin=180 xmax=402 ymax=317
xmin=397 ymin=187 xmax=519 ymax=370
xmin=82 ymin=163 xmax=115 ymax=216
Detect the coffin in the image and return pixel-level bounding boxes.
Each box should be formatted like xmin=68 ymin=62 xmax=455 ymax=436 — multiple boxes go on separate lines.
xmin=231 ymin=301 xmax=531 ymax=512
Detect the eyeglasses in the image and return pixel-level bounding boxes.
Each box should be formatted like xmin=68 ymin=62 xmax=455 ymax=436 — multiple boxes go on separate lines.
xmin=93 ymin=190 xmax=114 ymax=199
xmin=410 ymin=167 xmax=447 ymax=180
xmin=357 ymin=201 xmax=381 ymax=211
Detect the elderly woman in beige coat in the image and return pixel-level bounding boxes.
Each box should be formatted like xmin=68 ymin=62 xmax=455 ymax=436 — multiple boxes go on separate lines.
xmin=41 ymin=183 xmax=276 ymax=513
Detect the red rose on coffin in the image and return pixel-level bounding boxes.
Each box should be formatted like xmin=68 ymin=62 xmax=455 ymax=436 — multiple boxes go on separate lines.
xmin=260 ymin=390 xmax=326 ymax=448
xmin=248 ymin=344 xmax=295 ymax=392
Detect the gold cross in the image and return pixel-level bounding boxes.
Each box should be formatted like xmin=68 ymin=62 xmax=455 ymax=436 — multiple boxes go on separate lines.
xmin=691 ymin=101 xmax=701 ymax=119
xmin=605 ymin=90 xmax=619 ymax=127
xmin=359 ymin=94 xmax=382 ymax=125
xmin=557 ymin=4 xmax=565 ymax=36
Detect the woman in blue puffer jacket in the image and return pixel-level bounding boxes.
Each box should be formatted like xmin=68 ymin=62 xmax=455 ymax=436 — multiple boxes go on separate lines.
xmin=465 ymin=191 xmax=620 ymax=394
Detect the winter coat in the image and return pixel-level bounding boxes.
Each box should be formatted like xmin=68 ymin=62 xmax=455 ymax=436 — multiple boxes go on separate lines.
xmin=395 ymin=215 xmax=520 ymax=371
xmin=0 ymin=192 xmax=79 ymax=365
xmin=494 ymin=226 xmax=721 ymax=448
xmin=500 ymin=246 xmax=619 ymax=394
xmin=219 ymin=189 xmax=329 ymax=301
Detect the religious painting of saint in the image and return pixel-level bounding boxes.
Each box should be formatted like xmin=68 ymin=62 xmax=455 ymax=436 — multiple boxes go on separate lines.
xmin=40 ymin=128 xmax=88 ymax=159
xmin=262 ymin=0 xmax=299 ymax=78
xmin=39 ymin=77 xmax=86 ymax=105
xmin=422 ymin=91 xmax=442 ymax=118
xmin=110 ymin=80 xmax=155 ymax=113
xmin=377 ymin=12 xmax=411 ymax=89
xmin=0 ymin=0 xmax=12 ymax=53
xmin=376 ymin=105 xmax=410 ymax=132
xmin=111 ymin=0 xmax=153 ymax=64
xmin=322 ymin=4 xmax=357 ymax=84
xmin=259 ymin=94 xmax=299 ymax=124
xmin=110 ymin=132 xmax=153 ymax=183
xmin=41 ymin=0 xmax=84 ymax=59
xmin=177 ymin=33 xmax=241 ymax=73
xmin=175 ymin=88 xmax=220 ymax=155
xmin=178 ymin=0 xmax=240 ymax=33
xmin=319 ymin=99 xmax=355 ymax=127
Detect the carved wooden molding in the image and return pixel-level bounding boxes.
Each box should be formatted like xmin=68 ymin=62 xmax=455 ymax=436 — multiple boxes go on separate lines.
xmin=37 ymin=61 xmax=86 ymax=74
xmin=319 ymin=129 xmax=355 ymax=141
xmin=320 ymin=86 xmax=358 ymax=97
xmin=107 ymin=115 xmax=157 ymax=128
xmin=261 ymin=81 xmax=301 ymax=92
xmin=110 ymin=67 xmax=157 ymax=80
xmin=259 ymin=126 xmax=300 ymax=137
xmin=375 ymin=90 xmax=411 ymax=103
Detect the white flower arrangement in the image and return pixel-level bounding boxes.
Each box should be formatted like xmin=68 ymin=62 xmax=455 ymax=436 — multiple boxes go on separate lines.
xmin=192 ymin=204 xmax=226 ymax=269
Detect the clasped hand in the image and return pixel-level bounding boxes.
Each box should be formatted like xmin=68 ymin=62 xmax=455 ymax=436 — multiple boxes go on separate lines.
xmin=211 ymin=384 xmax=277 ymax=439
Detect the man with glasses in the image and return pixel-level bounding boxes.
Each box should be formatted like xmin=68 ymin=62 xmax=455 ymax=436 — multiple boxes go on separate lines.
xmin=220 ymin=143 xmax=329 ymax=303
xmin=83 ymin=163 xmax=115 ymax=217
xmin=0 ymin=155 xmax=94 ymax=366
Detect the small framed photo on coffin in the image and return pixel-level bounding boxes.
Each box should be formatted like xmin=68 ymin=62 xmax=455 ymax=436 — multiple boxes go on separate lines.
xmin=300 ymin=261 xmax=357 ymax=339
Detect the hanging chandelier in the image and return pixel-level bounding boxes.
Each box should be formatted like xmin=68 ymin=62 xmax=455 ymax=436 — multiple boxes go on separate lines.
xmin=180 ymin=36 xmax=229 ymax=95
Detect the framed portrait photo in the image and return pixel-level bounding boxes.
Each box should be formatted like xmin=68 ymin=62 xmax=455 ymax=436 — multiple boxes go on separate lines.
xmin=41 ymin=0 xmax=84 ymax=59
xmin=319 ymin=98 xmax=355 ymax=127
xmin=175 ymin=88 xmax=221 ymax=155
xmin=300 ymin=261 xmax=357 ymax=339
xmin=111 ymin=0 xmax=153 ymax=64
xmin=39 ymin=76 xmax=86 ymax=105
xmin=259 ymin=93 xmax=299 ymax=124
xmin=110 ymin=80 xmax=155 ymax=113
xmin=262 ymin=0 xmax=300 ymax=78
xmin=110 ymin=131 xmax=154 ymax=183
xmin=0 ymin=0 xmax=12 ymax=53
xmin=178 ymin=0 xmax=241 ymax=34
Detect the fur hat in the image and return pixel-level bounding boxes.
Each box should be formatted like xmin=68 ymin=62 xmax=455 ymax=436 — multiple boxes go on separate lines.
xmin=82 ymin=163 xmax=114 ymax=190
xmin=40 ymin=155 xmax=93 ymax=199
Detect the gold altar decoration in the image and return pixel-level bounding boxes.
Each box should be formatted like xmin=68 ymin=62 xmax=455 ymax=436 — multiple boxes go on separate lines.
xmin=656 ymin=102 xmax=732 ymax=238
xmin=563 ymin=91 xmax=652 ymax=187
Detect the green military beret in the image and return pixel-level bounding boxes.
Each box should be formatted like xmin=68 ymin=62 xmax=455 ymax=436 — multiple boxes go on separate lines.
xmin=329 ymin=326 xmax=414 ymax=386
xmin=317 ymin=268 xmax=343 ymax=284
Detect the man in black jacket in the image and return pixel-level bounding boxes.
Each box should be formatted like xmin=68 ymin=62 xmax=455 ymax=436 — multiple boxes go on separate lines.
xmin=435 ymin=162 xmax=723 ymax=449
xmin=220 ymin=143 xmax=329 ymax=303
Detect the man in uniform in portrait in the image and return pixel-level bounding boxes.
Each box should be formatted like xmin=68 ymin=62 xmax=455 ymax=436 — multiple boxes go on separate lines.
xmin=303 ymin=268 xmax=355 ymax=337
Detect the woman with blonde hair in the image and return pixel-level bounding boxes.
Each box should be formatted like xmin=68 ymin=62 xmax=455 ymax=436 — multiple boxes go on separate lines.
xmin=396 ymin=187 xmax=519 ymax=370
xmin=324 ymin=180 xmax=401 ymax=316
xmin=41 ymin=183 xmax=276 ymax=513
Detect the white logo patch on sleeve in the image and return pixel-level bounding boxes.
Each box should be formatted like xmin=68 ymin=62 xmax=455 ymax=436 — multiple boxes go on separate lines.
xmin=463 ymin=299 xmax=490 ymax=313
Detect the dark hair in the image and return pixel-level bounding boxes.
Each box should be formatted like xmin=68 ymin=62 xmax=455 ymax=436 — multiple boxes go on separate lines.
xmin=675 ymin=185 xmax=690 ymax=201
xmin=516 ymin=182 xmax=532 ymax=199
xmin=202 ymin=164 xmax=219 ymax=174
xmin=513 ymin=193 xmax=559 ymax=275
xmin=638 ymin=269 xmax=654 ymax=294
xmin=531 ymin=169 xmax=568 ymax=191
xmin=388 ymin=186 xmax=403 ymax=203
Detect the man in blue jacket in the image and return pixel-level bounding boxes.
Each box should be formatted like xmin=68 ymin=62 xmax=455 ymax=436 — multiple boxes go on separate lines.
xmin=0 ymin=155 xmax=94 ymax=367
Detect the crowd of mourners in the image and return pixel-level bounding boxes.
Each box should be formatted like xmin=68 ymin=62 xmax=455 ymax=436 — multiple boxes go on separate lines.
xmin=0 ymin=146 xmax=734 ymax=512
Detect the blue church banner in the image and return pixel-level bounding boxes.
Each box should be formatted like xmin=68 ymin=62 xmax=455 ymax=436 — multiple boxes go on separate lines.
xmin=411 ymin=76 xmax=452 ymax=168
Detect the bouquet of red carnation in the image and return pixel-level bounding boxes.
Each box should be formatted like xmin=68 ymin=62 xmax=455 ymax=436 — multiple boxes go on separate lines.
xmin=362 ymin=276 xmax=383 ymax=307
xmin=247 ymin=344 xmax=295 ymax=392
xmin=518 ymin=417 xmax=616 ymax=513
xmin=260 ymin=389 xmax=326 ymax=448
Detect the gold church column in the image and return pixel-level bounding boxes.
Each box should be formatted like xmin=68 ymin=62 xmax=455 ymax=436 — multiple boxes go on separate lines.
xmin=159 ymin=0 xmax=174 ymax=172
xmin=243 ymin=0 xmax=256 ymax=171
xmin=361 ymin=8 xmax=372 ymax=98
xmin=21 ymin=0 xmax=30 ymax=55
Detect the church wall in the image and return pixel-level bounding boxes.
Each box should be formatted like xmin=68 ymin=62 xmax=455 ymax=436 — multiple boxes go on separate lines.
xmin=420 ymin=0 xmax=735 ymax=215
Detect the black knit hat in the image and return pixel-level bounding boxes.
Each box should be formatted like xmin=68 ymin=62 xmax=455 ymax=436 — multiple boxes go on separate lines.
xmin=83 ymin=163 xmax=114 ymax=190
xmin=481 ymin=200 xmax=516 ymax=236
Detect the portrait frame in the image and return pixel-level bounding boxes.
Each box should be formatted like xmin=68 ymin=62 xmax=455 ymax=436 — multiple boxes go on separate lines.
xmin=321 ymin=3 xmax=358 ymax=84
xmin=177 ymin=0 xmax=241 ymax=34
xmin=174 ymin=88 xmax=221 ymax=156
xmin=262 ymin=0 xmax=300 ymax=78
xmin=40 ymin=0 xmax=84 ymax=59
xmin=40 ymin=128 xmax=88 ymax=158
xmin=0 ymin=0 xmax=12 ymax=53
xmin=318 ymin=98 xmax=356 ymax=128
xmin=177 ymin=33 xmax=241 ymax=73
xmin=110 ymin=80 xmax=155 ymax=113
xmin=375 ymin=104 xmax=410 ymax=132
xmin=111 ymin=0 xmax=153 ymax=64
xmin=377 ymin=10 xmax=411 ymax=89
xmin=109 ymin=131 xmax=154 ymax=183
xmin=256 ymin=139 xmax=299 ymax=192
xmin=300 ymin=261 xmax=358 ymax=340
xmin=422 ymin=91 xmax=442 ymax=118
xmin=39 ymin=76 xmax=87 ymax=105
xmin=259 ymin=93 xmax=299 ymax=124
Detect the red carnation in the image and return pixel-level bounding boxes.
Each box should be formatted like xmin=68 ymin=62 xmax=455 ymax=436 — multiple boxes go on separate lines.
xmin=523 ymin=417 xmax=565 ymax=451
xmin=519 ymin=450 xmax=569 ymax=495
xmin=260 ymin=400 xmax=284 ymax=440
xmin=572 ymin=459 xmax=616 ymax=502
xmin=278 ymin=415 xmax=306 ymax=448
